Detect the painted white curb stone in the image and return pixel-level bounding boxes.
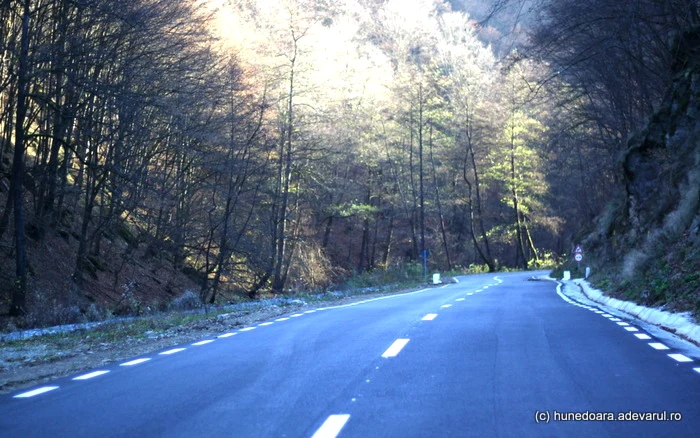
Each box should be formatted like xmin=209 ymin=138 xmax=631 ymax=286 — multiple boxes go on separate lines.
xmin=571 ymin=278 xmax=700 ymax=346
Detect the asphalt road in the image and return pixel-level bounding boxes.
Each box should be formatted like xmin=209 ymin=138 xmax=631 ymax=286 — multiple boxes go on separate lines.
xmin=2 ymin=272 xmax=699 ymax=437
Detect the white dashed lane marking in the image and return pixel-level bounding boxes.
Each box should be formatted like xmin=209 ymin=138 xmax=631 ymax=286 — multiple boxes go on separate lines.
xmin=218 ymin=333 xmax=236 ymax=338
xmin=455 ymin=298 xmax=465 ymax=302
xmin=694 ymin=368 xmax=700 ymax=375
xmin=275 ymin=317 xmax=290 ymax=322
xmin=239 ymin=327 xmax=256 ymax=332
xmin=311 ymin=414 xmax=350 ymax=438
xmin=616 ymin=322 xmax=630 ymax=327
xmin=440 ymin=304 xmax=452 ymax=309
xmin=13 ymin=386 xmax=59 ymax=399
xmin=290 ymin=314 xmax=304 ymax=318
xmin=649 ymin=343 xmax=670 ymax=350
xmin=258 ymin=322 xmax=274 ymax=326
xmin=73 ymin=371 xmax=110 ymax=381
xmin=382 ymin=339 xmax=410 ymax=358
xmin=624 ymin=327 xmax=639 ymax=332
xmin=634 ymin=334 xmax=652 ymax=340
xmin=422 ymin=314 xmax=438 ymax=321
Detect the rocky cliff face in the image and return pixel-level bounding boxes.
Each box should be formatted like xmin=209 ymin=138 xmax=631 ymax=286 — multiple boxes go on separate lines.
xmin=584 ymin=28 xmax=700 ymax=315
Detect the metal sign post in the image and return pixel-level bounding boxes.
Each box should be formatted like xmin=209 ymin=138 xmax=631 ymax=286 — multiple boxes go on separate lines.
xmin=574 ymin=245 xmax=584 ymax=271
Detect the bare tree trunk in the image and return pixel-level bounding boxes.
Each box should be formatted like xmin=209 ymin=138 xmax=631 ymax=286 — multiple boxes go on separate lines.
xmin=462 ymin=125 xmax=495 ymax=271
xmin=382 ymin=214 xmax=394 ymax=267
xmin=272 ymin=51 xmax=295 ymax=293
xmin=418 ymin=83 xmax=426 ymax=278
xmin=509 ymin=120 xmax=528 ymax=269
xmin=429 ymin=124 xmax=452 ymax=270
xmin=9 ymin=0 xmax=31 ymax=316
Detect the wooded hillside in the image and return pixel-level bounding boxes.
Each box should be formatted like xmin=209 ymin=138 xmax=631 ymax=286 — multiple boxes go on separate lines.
xmin=1 ymin=0 xmax=696 ymax=325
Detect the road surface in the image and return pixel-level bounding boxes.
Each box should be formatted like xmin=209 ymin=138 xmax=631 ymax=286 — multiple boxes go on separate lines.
xmin=2 ymin=272 xmax=699 ymax=437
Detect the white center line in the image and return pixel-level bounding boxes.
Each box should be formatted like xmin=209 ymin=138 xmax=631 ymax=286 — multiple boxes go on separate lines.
xmin=455 ymin=298 xmax=465 ymax=302
xmin=120 ymin=358 xmax=150 ymax=366
xmin=311 ymin=414 xmax=351 ymax=438
xmin=160 ymin=348 xmax=186 ymax=355
xmin=422 ymin=314 xmax=438 ymax=321
xmin=192 ymin=340 xmax=214 ymax=346
xmin=275 ymin=317 xmax=290 ymax=322
xmin=218 ymin=333 xmax=237 ymax=338
xmin=73 ymin=370 xmax=110 ymax=380
xmin=382 ymin=339 xmax=410 ymax=358
xmin=668 ymin=354 xmax=693 ymax=363
xmin=649 ymin=342 xmax=670 ymax=350
xmin=13 ymin=386 xmax=59 ymax=398
xmin=634 ymin=333 xmax=652 ymax=340
xmin=440 ymin=304 xmax=452 ymax=309
xmin=239 ymin=327 xmax=256 ymax=332
xmin=258 ymin=322 xmax=274 ymax=326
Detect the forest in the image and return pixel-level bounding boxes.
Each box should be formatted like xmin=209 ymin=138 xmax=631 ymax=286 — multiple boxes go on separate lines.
xmin=0 ymin=0 xmax=697 ymax=323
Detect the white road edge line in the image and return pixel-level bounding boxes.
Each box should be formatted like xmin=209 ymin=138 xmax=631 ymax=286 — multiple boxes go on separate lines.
xmin=311 ymin=414 xmax=351 ymax=438
xmin=13 ymin=386 xmax=59 ymax=398
xmin=120 ymin=358 xmax=150 ymax=366
xmin=160 ymin=348 xmax=186 ymax=355
xmin=667 ymin=354 xmax=693 ymax=363
xmin=382 ymin=338 xmax=410 ymax=358
xmin=322 ymin=288 xmax=431 ymax=311
xmin=422 ymin=314 xmax=438 ymax=321
xmin=192 ymin=340 xmax=215 ymax=346
xmin=648 ymin=342 xmax=670 ymax=350
xmin=73 ymin=370 xmax=110 ymax=380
